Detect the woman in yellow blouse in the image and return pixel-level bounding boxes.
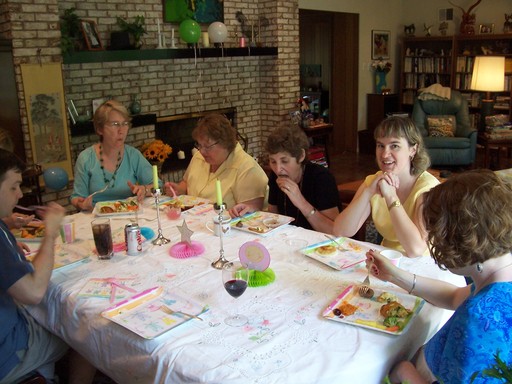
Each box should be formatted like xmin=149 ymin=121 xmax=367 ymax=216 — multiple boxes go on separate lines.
xmin=333 ymin=116 xmax=439 ymax=257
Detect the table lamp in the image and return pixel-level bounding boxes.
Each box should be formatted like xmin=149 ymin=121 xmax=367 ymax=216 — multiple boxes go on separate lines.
xmin=470 ymin=56 xmax=505 ymax=131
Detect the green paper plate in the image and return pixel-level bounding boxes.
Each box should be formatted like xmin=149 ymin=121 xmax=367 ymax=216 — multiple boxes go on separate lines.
xmin=248 ymin=268 xmax=275 ymax=287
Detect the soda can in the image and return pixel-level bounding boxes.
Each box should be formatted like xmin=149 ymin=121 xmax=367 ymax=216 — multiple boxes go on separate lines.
xmin=125 ymin=223 xmax=142 ymax=256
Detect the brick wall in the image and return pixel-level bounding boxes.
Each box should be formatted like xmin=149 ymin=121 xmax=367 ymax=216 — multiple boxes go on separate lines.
xmin=1 ymin=0 xmax=300 ymax=211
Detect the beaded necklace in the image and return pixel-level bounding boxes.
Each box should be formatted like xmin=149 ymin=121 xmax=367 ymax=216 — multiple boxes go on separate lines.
xmin=99 ymin=144 xmax=122 ymax=187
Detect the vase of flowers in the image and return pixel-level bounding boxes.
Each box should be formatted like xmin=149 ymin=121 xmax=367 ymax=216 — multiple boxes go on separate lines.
xmin=140 ymin=139 xmax=172 ymax=172
xmin=372 ymin=59 xmax=392 ymax=94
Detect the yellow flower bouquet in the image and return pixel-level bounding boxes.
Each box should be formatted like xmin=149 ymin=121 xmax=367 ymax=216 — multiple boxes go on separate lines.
xmin=140 ymin=139 xmax=172 ymax=162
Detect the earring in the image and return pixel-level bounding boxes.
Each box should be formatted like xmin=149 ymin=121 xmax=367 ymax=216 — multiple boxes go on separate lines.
xmin=476 ymin=263 xmax=483 ymax=273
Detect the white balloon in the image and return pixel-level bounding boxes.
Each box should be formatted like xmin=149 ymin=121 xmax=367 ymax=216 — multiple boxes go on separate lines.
xmin=207 ymin=22 xmax=228 ymax=43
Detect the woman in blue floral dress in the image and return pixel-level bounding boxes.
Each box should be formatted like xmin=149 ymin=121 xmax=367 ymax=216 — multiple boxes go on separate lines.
xmin=366 ymin=169 xmax=512 ymax=384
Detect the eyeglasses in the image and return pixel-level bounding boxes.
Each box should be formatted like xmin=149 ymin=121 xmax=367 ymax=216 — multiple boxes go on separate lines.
xmin=194 ymin=141 xmax=218 ymax=152
xmin=106 ymin=121 xmax=130 ymax=128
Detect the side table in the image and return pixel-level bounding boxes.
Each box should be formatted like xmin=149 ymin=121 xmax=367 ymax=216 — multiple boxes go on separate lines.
xmin=303 ymin=123 xmax=333 ymax=167
xmin=478 ymin=133 xmax=512 ymax=169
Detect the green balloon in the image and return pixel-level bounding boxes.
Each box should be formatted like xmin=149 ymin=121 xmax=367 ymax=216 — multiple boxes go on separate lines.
xmin=179 ymin=19 xmax=201 ymax=44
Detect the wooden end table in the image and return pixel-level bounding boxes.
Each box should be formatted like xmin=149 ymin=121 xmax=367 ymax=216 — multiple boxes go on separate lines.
xmin=478 ymin=133 xmax=512 ymax=169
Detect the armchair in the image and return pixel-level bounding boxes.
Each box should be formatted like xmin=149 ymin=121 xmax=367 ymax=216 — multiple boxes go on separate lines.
xmin=411 ymin=89 xmax=477 ymax=167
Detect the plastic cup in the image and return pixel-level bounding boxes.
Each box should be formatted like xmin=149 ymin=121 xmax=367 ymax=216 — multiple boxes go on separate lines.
xmin=380 ymin=249 xmax=402 ymax=267
xmin=165 ymin=206 xmax=181 ymax=220
xmin=59 ymin=217 xmax=75 ymax=243
xmin=91 ymin=218 xmax=113 ymax=260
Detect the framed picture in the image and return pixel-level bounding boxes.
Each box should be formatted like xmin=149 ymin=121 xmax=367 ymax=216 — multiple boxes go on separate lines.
xmin=163 ymin=0 xmax=223 ymax=23
xmin=479 ymin=23 xmax=494 ymax=34
xmin=80 ymin=20 xmax=103 ymax=50
xmin=372 ymin=30 xmax=390 ymax=59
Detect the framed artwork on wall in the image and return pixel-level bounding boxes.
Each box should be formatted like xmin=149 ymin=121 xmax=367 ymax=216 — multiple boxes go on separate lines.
xmin=372 ymin=30 xmax=390 ymax=59
xmin=81 ymin=20 xmax=103 ymax=50
xmin=162 ymin=0 xmax=224 ymax=23
xmin=20 ymin=63 xmax=74 ymax=183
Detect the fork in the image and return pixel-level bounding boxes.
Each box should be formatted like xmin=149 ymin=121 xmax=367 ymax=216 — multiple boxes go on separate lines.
xmin=324 ymin=235 xmax=347 ymax=251
xmin=87 ymin=185 xmax=109 ymax=199
xmin=358 ymin=265 xmax=373 ymax=298
xmin=160 ymin=305 xmax=203 ymax=321
xmin=15 ymin=204 xmax=47 ymax=212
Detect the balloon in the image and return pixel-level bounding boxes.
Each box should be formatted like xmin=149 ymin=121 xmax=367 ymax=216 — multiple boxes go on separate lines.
xmin=179 ymin=19 xmax=201 ymax=44
xmin=43 ymin=167 xmax=69 ymax=190
xmin=208 ymin=22 xmax=228 ymax=43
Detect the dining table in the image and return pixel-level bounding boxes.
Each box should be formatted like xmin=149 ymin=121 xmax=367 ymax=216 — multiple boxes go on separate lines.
xmin=24 ymin=198 xmax=466 ymax=384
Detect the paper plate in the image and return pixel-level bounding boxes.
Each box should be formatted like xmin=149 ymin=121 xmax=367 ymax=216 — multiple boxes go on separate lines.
xmin=239 ymin=241 xmax=270 ymax=271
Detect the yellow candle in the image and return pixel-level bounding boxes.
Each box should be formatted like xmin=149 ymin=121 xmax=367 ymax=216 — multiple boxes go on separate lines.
xmin=215 ymin=179 xmax=222 ymax=206
xmin=152 ymin=165 xmax=158 ymax=189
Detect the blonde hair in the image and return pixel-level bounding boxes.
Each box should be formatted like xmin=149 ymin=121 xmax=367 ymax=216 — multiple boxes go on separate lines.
xmin=93 ymin=100 xmax=131 ymax=140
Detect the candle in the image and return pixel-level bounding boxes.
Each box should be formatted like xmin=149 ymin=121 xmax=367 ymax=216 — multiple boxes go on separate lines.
xmin=177 ymin=150 xmax=185 ymax=160
xmin=171 ymin=28 xmax=175 ymax=40
xmin=215 ymin=179 xmax=222 ymax=206
xmin=157 ymin=19 xmax=161 ymax=36
xmin=202 ymin=31 xmax=210 ymax=48
xmin=152 ymin=165 xmax=158 ymax=190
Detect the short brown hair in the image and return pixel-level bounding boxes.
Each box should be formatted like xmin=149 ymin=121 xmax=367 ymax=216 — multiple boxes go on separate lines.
xmin=192 ymin=113 xmax=237 ymax=152
xmin=422 ymin=169 xmax=512 ymax=270
xmin=265 ymin=125 xmax=310 ymax=162
xmin=0 ymin=148 xmax=25 ymax=184
xmin=374 ymin=116 xmax=430 ymax=176
xmin=93 ymin=100 xmax=131 ymax=140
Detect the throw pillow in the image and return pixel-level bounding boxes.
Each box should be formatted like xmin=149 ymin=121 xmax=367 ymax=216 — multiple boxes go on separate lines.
xmin=427 ymin=115 xmax=456 ymax=137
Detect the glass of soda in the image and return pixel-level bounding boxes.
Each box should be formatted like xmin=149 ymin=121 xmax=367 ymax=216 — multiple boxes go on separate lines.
xmin=91 ymin=218 xmax=113 ymax=260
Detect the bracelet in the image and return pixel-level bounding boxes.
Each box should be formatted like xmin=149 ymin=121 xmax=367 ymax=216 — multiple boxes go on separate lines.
xmin=408 ymin=273 xmax=417 ymax=294
xmin=305 ymin=208 xmax=317 ymax=218
xmin=388 ymin=199 xmax=401 ymax=210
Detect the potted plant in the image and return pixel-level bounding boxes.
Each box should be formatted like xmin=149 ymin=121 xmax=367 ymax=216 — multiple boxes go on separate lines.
xmin=116 ymin=15 xmax=147 ymax=49
xmin=60 ymin=7 xmax=83 ymax=55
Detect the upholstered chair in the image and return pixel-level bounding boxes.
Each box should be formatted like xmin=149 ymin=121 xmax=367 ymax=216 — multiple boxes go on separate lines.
xmin=411 ymin=90 xmax=477 ymax=166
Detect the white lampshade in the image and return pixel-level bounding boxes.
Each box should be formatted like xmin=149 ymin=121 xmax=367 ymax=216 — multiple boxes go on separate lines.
xmin=470 ymin=56 xmax=505 ymax=92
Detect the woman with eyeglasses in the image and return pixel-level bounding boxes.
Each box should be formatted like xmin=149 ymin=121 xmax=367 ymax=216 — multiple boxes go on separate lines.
xmin=70 ymin=100 xmax=157 ymax=211
xmin=164 ymin=113 xmax=268 ymax=210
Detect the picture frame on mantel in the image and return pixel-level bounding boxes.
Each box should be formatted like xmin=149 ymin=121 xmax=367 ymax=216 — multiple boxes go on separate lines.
xmin=162 ymin=0 xmax=223 ymax=23
xmin=372 ymin=30 xmax=390 ymax=59
xmin=81 ymin=20 xmax=103 ymax=50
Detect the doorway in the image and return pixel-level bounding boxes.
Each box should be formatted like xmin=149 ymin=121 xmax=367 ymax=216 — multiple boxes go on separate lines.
xmin=299 ymin=10 xmax=359 ymax=154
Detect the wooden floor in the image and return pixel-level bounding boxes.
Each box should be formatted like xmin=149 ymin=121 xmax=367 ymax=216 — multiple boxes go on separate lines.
xmin=328 ymin=145 xmax=512 ymax=186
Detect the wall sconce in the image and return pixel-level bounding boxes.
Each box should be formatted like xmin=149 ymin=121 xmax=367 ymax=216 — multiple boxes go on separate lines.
xmin=470 ymin=56 xmax=505 ymax=131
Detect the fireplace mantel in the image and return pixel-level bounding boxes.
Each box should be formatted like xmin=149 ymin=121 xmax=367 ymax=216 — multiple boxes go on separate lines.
xmin=63 ymin=47 xmax=277 ymax=65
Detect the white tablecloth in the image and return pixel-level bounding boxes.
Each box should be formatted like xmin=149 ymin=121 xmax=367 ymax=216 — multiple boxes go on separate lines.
xmin=26 ymin=201 xmax=466 ymax=384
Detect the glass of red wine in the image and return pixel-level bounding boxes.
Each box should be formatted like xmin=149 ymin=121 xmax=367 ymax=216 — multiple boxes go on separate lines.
xmin=222 ymin=261 xmax=249 ymax=327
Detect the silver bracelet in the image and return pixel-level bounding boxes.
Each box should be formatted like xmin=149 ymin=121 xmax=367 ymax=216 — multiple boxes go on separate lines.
xmin=408 ymin=273 xmax=417 ymax=294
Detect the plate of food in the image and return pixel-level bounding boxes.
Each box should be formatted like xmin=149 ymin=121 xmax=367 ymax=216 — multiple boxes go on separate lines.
xmin=230 ymin=212 xmax=294 ymax=236
xmin=93 ymin=198 xmax=142 ymax=216
xmin=323 ymin=285 xmax=424 ymax=335
xmin=12 ymin=221 xmax=45 ymax=242
xmin=300 ymin=237 xmax=368 ymax=270
xmin=157 ymin=195 xmax=211 ymax=214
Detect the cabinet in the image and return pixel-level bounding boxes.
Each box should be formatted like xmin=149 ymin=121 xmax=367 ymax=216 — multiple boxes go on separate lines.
xmin=399 ymin=34 xmax=512 ymax=123
xmin=359 ymin=94 xmax=400 ymax=154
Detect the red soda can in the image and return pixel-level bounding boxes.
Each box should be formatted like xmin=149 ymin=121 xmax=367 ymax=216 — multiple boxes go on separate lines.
xmin=125 ymin=223 xmax=142 ymax=255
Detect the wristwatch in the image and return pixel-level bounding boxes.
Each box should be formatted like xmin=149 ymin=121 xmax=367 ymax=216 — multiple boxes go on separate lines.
xmin=388 ymin=200 xmax=401 ymax=210
xmin=305 ymin=208 xmax=317 ymax=218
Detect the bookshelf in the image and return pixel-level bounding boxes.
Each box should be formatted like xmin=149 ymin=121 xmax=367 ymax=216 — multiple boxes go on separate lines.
xmin=399 ymin=34 xmax=512 ymax=125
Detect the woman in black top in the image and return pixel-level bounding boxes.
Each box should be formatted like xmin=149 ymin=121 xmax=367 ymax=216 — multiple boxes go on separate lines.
xmin=230 ymin=125 xmax=340 ymax=233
